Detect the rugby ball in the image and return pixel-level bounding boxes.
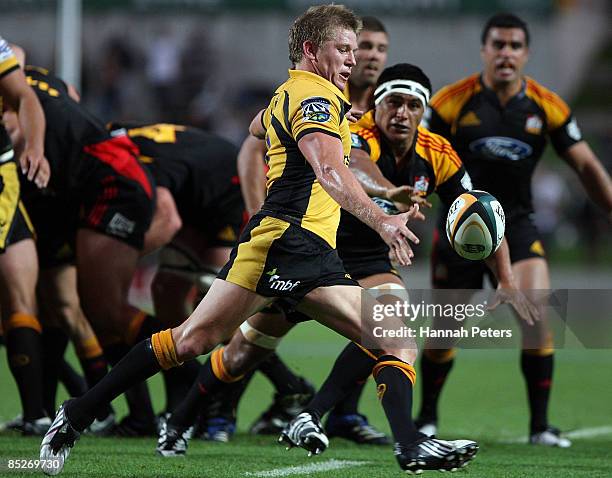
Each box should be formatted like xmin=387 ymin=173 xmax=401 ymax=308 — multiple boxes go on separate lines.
xmin=446 ymin=190 xmax=505 ymax=260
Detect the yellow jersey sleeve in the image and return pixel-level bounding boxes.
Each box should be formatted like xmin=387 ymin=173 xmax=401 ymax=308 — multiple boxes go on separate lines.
xmin=0 ymin=37 xmax=18 ymax=79
xmin=288 ymin=85 xmax=345 ymax=142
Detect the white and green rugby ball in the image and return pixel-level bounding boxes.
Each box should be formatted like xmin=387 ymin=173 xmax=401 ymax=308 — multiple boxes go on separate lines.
xmin=446 ymin=190 xmax=505 ymax=261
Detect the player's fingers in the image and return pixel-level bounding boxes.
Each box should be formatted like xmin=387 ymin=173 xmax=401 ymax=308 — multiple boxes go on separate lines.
xmin=393 ymin=242 xmax=412 ymax=266
xmin=26 ymin=155 xmax=39 ymax=181
xmin=413 ymin=196 xmax=433 ymax=208
xmin=398 ymin=223 xmax=420 ymax=245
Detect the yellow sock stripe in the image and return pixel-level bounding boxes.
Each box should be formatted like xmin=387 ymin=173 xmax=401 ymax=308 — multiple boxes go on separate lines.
xmin=424 ymin=348 xmax=457 ymax=363
xmin=523 ymin=334 xmax=554 ymax=356
xmin=210 ymin=347 xmax=244 ymax=383
xmin=355 ymin=343 xmax=378 ymax=361
xmin=3 ymin=313 xmax=42 ymax=334
xmin=151 ymin=329 xmax=182 ymax=370
xmin=75 ymin=336 xmax=104 ymax=360
xmin=372 ymin=360 xmax=416 ymax=386
xmin=126 ymin=310 xmax=147 ymax=345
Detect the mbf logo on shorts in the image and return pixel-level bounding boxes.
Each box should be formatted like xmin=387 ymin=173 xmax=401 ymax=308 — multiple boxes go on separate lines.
xmin=301 ymin=97 xmax=331 ymax=123
xmin=265 ymin=268 xmax=300 ymax=292
xmin=107 ymin=213 xmax=135 ymax=238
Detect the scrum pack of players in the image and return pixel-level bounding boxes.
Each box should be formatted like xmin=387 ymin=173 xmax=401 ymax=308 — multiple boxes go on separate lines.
xmin=0 ymin=4 xmax=609 ymax=475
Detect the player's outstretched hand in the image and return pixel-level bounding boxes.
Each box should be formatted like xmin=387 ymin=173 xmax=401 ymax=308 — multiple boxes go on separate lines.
xmin=488 ymin=282 xmax=540 ymax=326
xmin=377 ymin=204 xmax=424 ymax=266
xmin=20 ymin=146 xmax=49 ymax=188
xmin=386 ymin=185 xmax=432 ymax=211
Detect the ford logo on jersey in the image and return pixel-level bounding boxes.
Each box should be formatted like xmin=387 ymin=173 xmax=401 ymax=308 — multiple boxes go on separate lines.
xmin=469 ymin=136 xmax=533 ymax=161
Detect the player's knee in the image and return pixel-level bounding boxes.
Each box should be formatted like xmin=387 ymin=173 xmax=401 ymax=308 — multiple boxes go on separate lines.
xmin=224 ymin=341 xmax=272 ymax=377
xmin=386 ymin=347 xmax=418 ymax=365
xmin=173 ymin=327 xmax=220 ymax=361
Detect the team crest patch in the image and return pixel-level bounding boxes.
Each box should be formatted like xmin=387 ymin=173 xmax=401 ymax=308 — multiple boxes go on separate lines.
xmin=350 ymin=132 xmax=362 ymax=148
xmin=525 ymin=114 xmax=543 ymax=134
xmin=414 ymin=175 xmax=430 ymax=195
xmin=301 ymin=97 xmax=332 ymax=123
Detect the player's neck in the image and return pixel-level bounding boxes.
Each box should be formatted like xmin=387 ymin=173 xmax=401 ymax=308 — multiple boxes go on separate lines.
xmin=390 ymin=137 xmax=414 ymax=163
xmin=348 ymin=81 xmax=374 ymax=111
xmin=482 ymin=74 xmax=523 ymax=106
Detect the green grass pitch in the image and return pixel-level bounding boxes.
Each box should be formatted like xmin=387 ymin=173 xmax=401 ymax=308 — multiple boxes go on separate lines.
xmin=1 ymin=321 xmax=611 ymax=477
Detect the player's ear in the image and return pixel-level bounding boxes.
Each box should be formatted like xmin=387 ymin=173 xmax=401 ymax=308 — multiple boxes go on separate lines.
xmin=302 ymin=40 xmax=317 ymax=61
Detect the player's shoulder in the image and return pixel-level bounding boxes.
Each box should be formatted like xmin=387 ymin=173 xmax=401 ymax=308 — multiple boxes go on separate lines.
xmin=416 ymin=125 xmax=462 ymax=167
xmin=350 ymin=110 xmax=377 ymax=136
xmin=523 ymin=76 xmax=570 ymax=119
xmin=430 ymin=73 xmax=481 ymax=109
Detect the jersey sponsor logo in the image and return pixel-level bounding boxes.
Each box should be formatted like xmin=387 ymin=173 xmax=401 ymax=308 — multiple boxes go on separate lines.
xmin=301 ymin=97 xmax=332 ymax=123
xmin=265 ymin=268 xmax=301 ymax=292
xmin=458 ymin=111 xmax=481 ymax=127
xmin=469 ymin=136 xmax=533 ymax=161
xmin=106 ymin=213 xmax=136 ymax=238
xmin=414 ymin=175 xmax=430 ymax=194
xmin=566 ymin=118 xmax=582 ymax=141
xmin=525 ymin=114 xmax=543 ymax=134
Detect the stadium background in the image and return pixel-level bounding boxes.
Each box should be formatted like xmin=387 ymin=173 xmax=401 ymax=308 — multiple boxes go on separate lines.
xmin=1 ymin=1 xmax=611 ymax=476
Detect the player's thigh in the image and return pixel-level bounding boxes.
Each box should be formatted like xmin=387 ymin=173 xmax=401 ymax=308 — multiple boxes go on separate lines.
xmin=224 ymin=310 xmax=295 ymax=376
xmin=75 ymin=228 xmax=140 ymax=331
xmin=357 ymin=272 xmax=404 ymax=289
xmin=298 ymin=285 xmax=417 ymax=363
xmin=0 ymin=238 xmax=38 ymax=315
xmin=172 ymin=278 xmax=272 ymax=361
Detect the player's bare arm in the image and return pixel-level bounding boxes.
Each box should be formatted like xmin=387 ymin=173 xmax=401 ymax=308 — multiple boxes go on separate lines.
xmin=237 ymin=135 xmax=267 ymax=217
xmin=562 ymin=141 xmax=612 ymax=222
xmin=0 ymin=67 xmax=48 ymax=186
xmin=298 ymin=131 xmax=423 ymax=266
xmin=349 ymin=148 xmax=432 ymax=209
xmin=485 ymin=238 xmax=539 ymax=325
xmin=249 ymin=109 xmax=266 ymax=139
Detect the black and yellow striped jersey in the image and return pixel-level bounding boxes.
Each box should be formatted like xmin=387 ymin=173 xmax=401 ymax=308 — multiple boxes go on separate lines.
xmin=0 ymin=37 xmax=19 ymax=158
xmin=337 ymin=110 xmax=470 ymax=257
xmin=261 ymin=69 xmax=352 ymax=248
xmin=426 ymin=73 xmax=581 ymax=219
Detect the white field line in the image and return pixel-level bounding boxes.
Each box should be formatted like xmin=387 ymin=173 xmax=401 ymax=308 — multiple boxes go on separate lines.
xmin=244 ymin=459 xmax=368 ymax=477
xmin=497 ymin=425 xmax=612 ymax=444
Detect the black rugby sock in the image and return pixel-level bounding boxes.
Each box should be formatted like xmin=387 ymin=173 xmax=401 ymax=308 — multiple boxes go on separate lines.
xmin=67 ymin=339 xmax=161 ymax=431
xmin=521 ymin=352 xmax=553 ymax=433
xmin=58 ymin=360 xmax=88 ymax=398
xmin=258 ymin=353 xmax=304 ymax=395
xmin=169 ymin=359 xmax=219 ymax=428
xmin=331 ymin=381 xmax=366 ymax=416
xmin=417 ymin=352 xmax=454 ymax=423
xmin=161 ymin=359 xmax=201 ymax=413
xmin=41 ymin=327 xmax=70 ymax=417
xmin=306 ymin=342 xmax=375 ymax=419
xmin=5 ymin=322 xmax=46 ymax=420
xmin=374 ymin=355 xmax=420 ymax=446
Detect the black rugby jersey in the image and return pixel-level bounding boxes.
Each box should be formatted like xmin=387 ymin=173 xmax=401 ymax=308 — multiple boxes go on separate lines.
xmin=109 ymin=122 xmax=241 ymax=226
xmin=24 ymin=66 xmax=110 ymax=193
xmin=337 ymin=111 xmax=470 ymax=257
xmin=426 ymin=73 xmax=582 ymax=220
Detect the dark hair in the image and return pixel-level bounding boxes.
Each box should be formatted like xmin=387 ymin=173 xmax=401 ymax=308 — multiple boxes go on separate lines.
xmin=288 ymin=4 xmax=362 ymax=64
xmin=376 ymin=63 xmax=432 ymax=96
xmin=361 ymin=16 xmax=387 ymax=34
xmin=481 ymin=13 xmax=530 ymax=46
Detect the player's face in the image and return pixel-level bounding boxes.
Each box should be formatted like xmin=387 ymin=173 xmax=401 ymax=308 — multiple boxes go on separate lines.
xmin=314 ymin=28 xmax=358 ymax=91
xmin=481 ymin=27 xmax=529 ymax=86
xmin=375 ymin=92 xmax=424 ymax=145
xmin=351 ymin=31 xmax=389 ymax=87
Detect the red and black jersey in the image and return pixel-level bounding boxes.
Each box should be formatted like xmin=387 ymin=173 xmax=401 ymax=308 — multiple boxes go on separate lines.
xmin=426 ymin=73 xmax=582 ymax=220
xmin=24 ymin=66 xmax=110 ymax=193
xmin=109 ymin=122 xmax=243 ymax=231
